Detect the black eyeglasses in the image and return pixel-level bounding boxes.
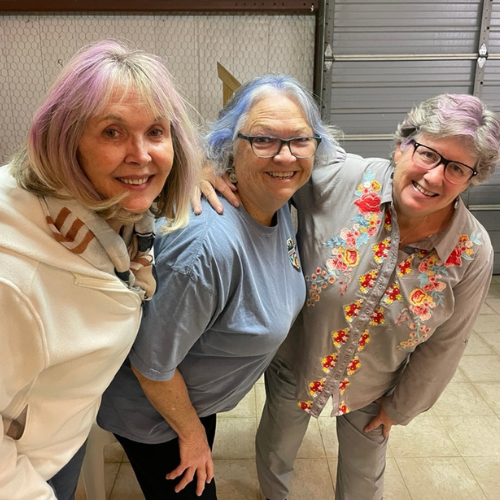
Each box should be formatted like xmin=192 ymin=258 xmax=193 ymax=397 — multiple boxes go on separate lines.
xmin=237 ymin=133 xmax=322 ymax=159
xmin=410 ymin=140 xmax=477 ymax=185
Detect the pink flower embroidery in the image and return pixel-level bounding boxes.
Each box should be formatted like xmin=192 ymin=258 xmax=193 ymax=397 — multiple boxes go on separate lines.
xmin=445 ymin=245 xmax=465 ymax=267
xmin=309 ymin=379 xmax=326 ymax=397
xmin=347 ymin=356 xmax=361 ymax=375
xmin=358 ymin=330 xmax=371 ymax=351
xmin=370 ymin=307 xmax=385 ymax=325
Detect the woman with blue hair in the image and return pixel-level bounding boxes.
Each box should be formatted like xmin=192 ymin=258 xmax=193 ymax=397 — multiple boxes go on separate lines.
xmin=98 ymin=74 xmax=338 ymax=499
xmin=207 ymin=92 xmax=500 ymax=500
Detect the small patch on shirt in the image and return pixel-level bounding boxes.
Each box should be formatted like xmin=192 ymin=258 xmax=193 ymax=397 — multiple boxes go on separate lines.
xmin=287 ymin=237 xmax=301 ymax=271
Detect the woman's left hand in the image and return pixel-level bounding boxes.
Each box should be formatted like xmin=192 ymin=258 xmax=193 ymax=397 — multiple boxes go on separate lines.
xmin=191 ymin=166 xmax=240 ymax=215
xmin=364 ymin=398 xmax=396 ymax=438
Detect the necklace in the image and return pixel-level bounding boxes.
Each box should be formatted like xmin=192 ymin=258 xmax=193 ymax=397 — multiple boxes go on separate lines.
xmin=398 ymin=216 xmax=429 ymax=247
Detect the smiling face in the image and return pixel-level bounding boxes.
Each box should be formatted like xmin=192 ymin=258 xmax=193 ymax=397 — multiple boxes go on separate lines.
xmin=77 ymin=88 xmax=174 ymax=229
xmin=392 ymin=133 xmax=477 ymax=227
xmin=233 ymin=92 xmax=314 ymax=225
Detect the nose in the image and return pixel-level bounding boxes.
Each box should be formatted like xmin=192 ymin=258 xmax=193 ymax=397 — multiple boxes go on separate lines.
xmin=126 ymin=136 xmax=151 ymax=166
xmin=423 ymin=162 xmax=446 ymax=184
xmin=273 ymin=141 xmax=296 ymax=163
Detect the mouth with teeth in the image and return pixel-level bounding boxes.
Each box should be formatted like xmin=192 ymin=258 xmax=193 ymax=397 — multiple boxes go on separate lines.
xmin=413 ymin=181 xmax=437 ymax=197
xmin=118 ymin=176 xmax=151 ymax=186
xmin=267 ymin=171 xmax=296 ymax=179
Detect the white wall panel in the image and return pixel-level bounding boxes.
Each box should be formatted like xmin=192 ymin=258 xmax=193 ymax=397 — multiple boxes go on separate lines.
xmin=154 ymin=16 xmax=200 ymax=119
xmin=1 ymin=15 xmax=45 ymax=164
xmin=268 ymin=15 xmax=315 ymax=89
xmin=0 ymin=13 xmax=315 ymax=162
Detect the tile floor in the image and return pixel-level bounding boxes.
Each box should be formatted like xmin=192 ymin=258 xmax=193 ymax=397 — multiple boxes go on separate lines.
xmin=76 ymin=277 xmax=500 ymax=500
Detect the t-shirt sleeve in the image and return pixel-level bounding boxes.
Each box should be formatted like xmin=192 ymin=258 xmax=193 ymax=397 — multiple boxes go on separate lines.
xmin=129 ymin=234 xmax=219 ymax=382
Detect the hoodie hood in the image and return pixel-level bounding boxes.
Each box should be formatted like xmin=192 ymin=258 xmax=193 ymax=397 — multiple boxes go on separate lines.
xmin=0 ymin=165 xmax=117 ymax=280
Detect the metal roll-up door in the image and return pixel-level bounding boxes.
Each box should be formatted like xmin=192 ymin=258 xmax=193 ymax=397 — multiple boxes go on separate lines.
xmin=467 ymin=1 xmax=500 ymax=271
xmin=320 ymin=0 xmax=500 ymax=272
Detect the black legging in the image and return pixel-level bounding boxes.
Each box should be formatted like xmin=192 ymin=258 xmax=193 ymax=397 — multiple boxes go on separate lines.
xmin=115 ymin=414 xmax=217 ymax=500
xmin=47 ymin=441 xmax=87 ymax=500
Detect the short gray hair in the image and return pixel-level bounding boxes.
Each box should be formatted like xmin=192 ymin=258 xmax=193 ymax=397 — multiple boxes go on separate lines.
xmin=393 ymin=93 xmax=500 ymax=185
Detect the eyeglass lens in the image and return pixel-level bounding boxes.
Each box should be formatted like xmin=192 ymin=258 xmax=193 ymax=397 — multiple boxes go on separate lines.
xmin=251 ymin=137 xmax=318 ymax=158
xmin=413 ymin=144 xmax=472 ymax=183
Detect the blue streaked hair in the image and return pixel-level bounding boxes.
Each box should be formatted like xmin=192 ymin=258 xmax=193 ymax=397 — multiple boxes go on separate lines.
xmin=204 ymin=74 xmax=340 ymax=175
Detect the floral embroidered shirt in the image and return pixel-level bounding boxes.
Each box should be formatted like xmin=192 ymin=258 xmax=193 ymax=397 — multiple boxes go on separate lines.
xmin=277 ymin=146 xmax=493 ymax=424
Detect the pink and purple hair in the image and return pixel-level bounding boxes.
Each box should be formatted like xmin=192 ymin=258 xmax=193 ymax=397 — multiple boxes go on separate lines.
xmin=11 ymin=39 xmax=200 ymax=228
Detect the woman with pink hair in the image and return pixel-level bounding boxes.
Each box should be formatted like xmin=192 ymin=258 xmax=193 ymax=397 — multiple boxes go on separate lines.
xmin=0 ymin=40 xmax=199 ymax=500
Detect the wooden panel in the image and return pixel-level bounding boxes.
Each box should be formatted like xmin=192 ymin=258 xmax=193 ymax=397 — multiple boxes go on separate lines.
xmin=0 ymin=0 xmax=319 ymax=13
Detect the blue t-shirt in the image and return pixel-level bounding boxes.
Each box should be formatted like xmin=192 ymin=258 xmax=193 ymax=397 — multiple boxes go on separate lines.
xmin=98 ymin=197 xmax=306 ymax=443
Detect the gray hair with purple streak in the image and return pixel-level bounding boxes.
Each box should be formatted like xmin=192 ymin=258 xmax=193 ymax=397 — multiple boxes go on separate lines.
xmin=394 ymin=93 xmax=500 ymax=185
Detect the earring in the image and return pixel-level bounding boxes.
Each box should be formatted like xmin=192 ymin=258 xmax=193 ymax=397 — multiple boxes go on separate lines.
xmin=228 ymin=166 xmax=237 ymax=184
xmin=454 ymin=196 xmax=459 ymax=210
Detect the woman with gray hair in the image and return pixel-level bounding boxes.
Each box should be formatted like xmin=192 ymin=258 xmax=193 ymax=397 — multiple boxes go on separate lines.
xmin=257 ymin=93 xmax=500 ymax=500
xmin=97 ymin=74 xmax=338 ymax=499
xmin=207 ymin=93 xmax=500 ymax=500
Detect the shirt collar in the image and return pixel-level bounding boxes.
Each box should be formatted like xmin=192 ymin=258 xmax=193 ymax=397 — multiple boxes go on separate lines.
xmin=395 ymin=197 xmax=468 ymax=260
xmin=431 ymin=197 xmax=469 ymax=262
xmin=380 ymin=164 xmax=395 ymax=206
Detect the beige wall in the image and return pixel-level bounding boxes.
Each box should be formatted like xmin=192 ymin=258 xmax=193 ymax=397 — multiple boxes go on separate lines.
xmin=0 ymin=13 xmax=315 ymax=162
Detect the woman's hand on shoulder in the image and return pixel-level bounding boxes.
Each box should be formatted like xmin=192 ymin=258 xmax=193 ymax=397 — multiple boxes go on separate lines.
xmin=191 ymin=165 xmax=240 ymax=215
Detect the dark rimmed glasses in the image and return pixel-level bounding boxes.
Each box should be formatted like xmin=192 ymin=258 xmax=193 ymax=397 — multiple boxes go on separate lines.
xmin=410 ymin=140 xmax=477 ymax=185
xmin=237 ymin=133 xmax=322 ymax=159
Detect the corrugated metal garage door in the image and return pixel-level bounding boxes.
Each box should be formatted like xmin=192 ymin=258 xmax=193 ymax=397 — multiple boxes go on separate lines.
xmin=321 ymin=0 xmax=500 ymax=271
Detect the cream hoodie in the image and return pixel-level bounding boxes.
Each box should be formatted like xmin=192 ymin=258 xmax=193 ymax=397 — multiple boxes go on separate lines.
xmin=0 ymin=166 xmax=142 ymax=499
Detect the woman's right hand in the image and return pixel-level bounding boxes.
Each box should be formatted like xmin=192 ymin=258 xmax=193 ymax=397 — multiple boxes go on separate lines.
xmin=166 ymin=424 xmax=214 ymax=495
xmin=191 ymin=167 xmax=240 ymax=215
xmin=132 ymin=366 xmax=214 ymax=495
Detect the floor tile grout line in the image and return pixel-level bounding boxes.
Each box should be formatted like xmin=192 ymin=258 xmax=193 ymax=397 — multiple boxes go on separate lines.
xmin=107 ymin=460 xmax=122 ymax=500
xmin=317 ymin=413 xmax=336 ymax=461
xmin=392 ymin=457 xmax=414 ymax=500
xmin=461 ymin=456 xmax=491 ymax=500
xmin=324 ymin=454 xmax=337 ymax=494
xmin=474 ymin=331 xmax=500 ymax=358
xmin=468 ymin=379 xmax=500 ymax=416
xmin=435 ymin=412 xmax=500 ymax=462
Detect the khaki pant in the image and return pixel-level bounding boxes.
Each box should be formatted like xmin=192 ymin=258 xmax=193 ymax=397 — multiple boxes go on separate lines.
xmin=256 ymin=358 xmax=388 ymax=500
